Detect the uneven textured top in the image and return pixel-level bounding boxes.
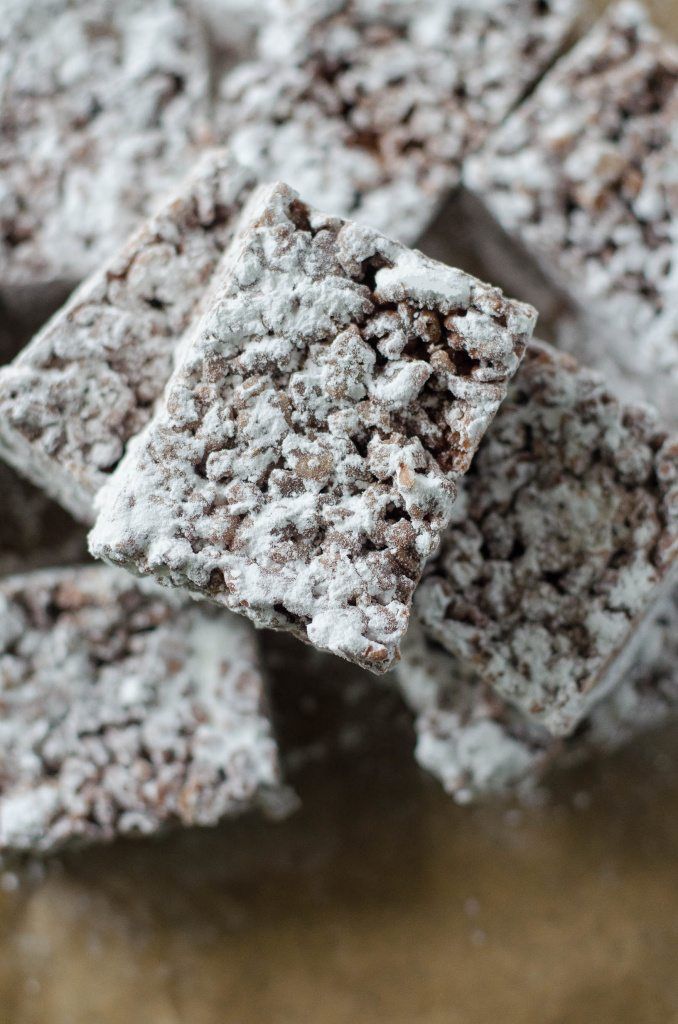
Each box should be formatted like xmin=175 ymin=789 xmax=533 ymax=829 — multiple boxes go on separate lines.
xmin=0 ymin=567 xmax=285 ymax=856
xmin=90 ymin=182 xmax=535 ymax=673
xmin=218 ymin=0 xmax=580 ymax=244
xmin=0 ymin=150 xmax=258 ymax=523
xmin=415 ymin=340 xmax=678 ymax=735
xmin=465 ymin=2 xmax=678 ymax=416
xmin=0 ymin=462 xmax=87 ymax=578
xmin=0 ymin=0 xmax=209 ymax=298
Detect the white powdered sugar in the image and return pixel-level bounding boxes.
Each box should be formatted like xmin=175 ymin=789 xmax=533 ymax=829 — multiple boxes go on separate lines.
xmin=394 ymin=587 xmax=678 ymax=803
xmin=415 ymin=340 xmax=677 ymax=736
xmin=0 ymin=566 xmax=287 ymax=856
xmin=394 ymin=619 xmax=548 ymax=804
xmin=465 ymin=1 xmax=678 ymax=423
xmin=89 ymin=181 xmax=535 ymax=673
xmin=0 ymin=0 xmax=210 ymax=313
xmin=217 ymin=0 xmax=580 ymax=245
xmin=0 ymin=150 xmax=258 ymax=523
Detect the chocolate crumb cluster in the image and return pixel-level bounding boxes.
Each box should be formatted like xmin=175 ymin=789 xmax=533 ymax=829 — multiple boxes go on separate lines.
xmin=415 ymin=341 xmax=677 ymax=736
xmin=465 ymin=1 xmax=678 ymax=421
xmin=0 ymin=151 xmax=258 ymax=523
xmin=90 ymin=182 xmax=535 ymax=672
xmin=218 ymin=0 xmax=580 ymax=244
xmin=0 ymin=567 xmax=286 ymax=856
xmin=0 ymin=0 xmax=210 ymax=315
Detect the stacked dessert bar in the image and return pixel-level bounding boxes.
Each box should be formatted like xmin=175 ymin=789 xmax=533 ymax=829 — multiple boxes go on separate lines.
xmin=0 ymin=0 xmax=676 ymax=857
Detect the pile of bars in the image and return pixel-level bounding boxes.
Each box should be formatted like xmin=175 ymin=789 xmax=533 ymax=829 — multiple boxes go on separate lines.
xmin=0 ymin=0 xmax=676 ymax=855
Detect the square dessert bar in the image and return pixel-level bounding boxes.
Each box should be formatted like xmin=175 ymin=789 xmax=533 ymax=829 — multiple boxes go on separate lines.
xmin=464 ymin=1 xmax=678 ymax=422
xmin=395 ymin=589 xmax=678 ymax=804
xmin=0 ymin=0 xmax=210 ymax=319
xmin=415 ymin=340 xmax=677 ymax=736
xmin=219 ymin=0 xmax=581 ymax=245
xmin=0 ymin=150 xmax=258 ymax=524
xmin=0 ymin=567 xmax=288 ymax=857
xmin=90 ymin=182 xmax=536 ymax=673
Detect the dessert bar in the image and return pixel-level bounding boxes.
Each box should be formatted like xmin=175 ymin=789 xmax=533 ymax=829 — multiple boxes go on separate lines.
xmin=464 ymin=2 xmax=678 ymax=421
xmin=0 ymin=0 xmax=209 ymax=319
xmin=415 ymin=341 xmax=677 ymax=735
xmin=218 ymin=0 xmax=581 ymax=245
xmin=0 ymin=150 xmax=258 ymax=523
xmin=0 ymin=567 xmax=287 ymax=856
xmin=90 ymin=181 xmax=536 ymax=672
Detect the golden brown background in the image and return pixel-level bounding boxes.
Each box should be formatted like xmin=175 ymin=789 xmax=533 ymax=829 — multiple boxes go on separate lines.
xmin=1 ymin=2 xmax=677 ymax=1021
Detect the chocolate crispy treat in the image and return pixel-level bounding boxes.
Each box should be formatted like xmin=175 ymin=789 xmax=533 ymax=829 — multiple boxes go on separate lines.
xmin=415 ymin=341 xmax=678 ymax=736
xmin=0 ymin=462 xmax=87 ymax=578
xmin=395 ymin=590 xmax=678 ymax=804
xmin=89 ymin=182 xmax=536 ymax=673
xmin=464 ymin=2 xmax=678 ymax=423
xmin=0 ymin=150 xmax=258 ymax=524
xmin=0 ymin=0 xmax=210 ymax=317
xmin=0 ymin=567 xmax=288 ymax=856
xmin=218 ymin=0 xmax=580 ymax=245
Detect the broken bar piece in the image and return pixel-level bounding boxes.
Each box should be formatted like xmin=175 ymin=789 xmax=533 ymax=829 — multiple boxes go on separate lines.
xmin=464 ymin=1 xmax=678 ymax=422
xmin=89 ymin=181 xmax=536 ymax=673
xmin=0 ymin=150 xmax=258 ymax=523
xmin=414 ymin=341 xmax=677 ymax=736
xmin=0 ymin=566 xmax=288 ymax=857
xmin=218 ymin=0 xmax=581 ymax=245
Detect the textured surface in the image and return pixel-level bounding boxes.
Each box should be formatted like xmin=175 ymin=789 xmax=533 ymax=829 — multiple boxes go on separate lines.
xmin=90 ymin=181 xmax=535 ymax=672
xmin=0 ymin=150 xmax=258 ymax=523
xmin=394 ymin=618 xmax=549 ymax=803
xmin=0 ymin=0 xmax=210 ymax=310
xmin=395 ymin=587 xmax=678 ymax=802
xmin=0 ymin=567 xmax=285 ymax=857
xmin=465 ymin=1 xmax=678 ymax=421
xmin=218 ymin=0 xmax=581 ymax=245
xmin=0 ymin=463 xmax=87 ymax=579
xmin=415 ymin=341 xmax=677 ymax=735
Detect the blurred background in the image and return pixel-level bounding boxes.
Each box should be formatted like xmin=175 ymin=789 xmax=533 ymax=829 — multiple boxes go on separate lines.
xmin=1 ymin=1 xmax=676 ymax=1022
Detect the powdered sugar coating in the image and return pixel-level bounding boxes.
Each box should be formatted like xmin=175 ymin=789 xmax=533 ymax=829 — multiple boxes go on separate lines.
xmin=0 ymin=0 xmax=210 ymax=310
xmin=394 ymin=619 xmax=548 ymax=804
xmin=218 ymin=0 xmax=580 ymax=245
xmin=583 ymin=586 xmax=678 ymax=751
xmin=395 ymin=588 xmax=678 ymax=803
xmin=0 ymin=566 xmax=286 ymax=856
xmin=0 ymin=462 xmax=87 ymax=578
xmin=416 ymin=340 xmax=678 ymax=736
xmin=0 ymin=150 xmax=258 ymax=523
xmin=90 ymin=182 xmax=535 ymax=673
xmin=465 ymin=2 xmax=678 ymax=423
